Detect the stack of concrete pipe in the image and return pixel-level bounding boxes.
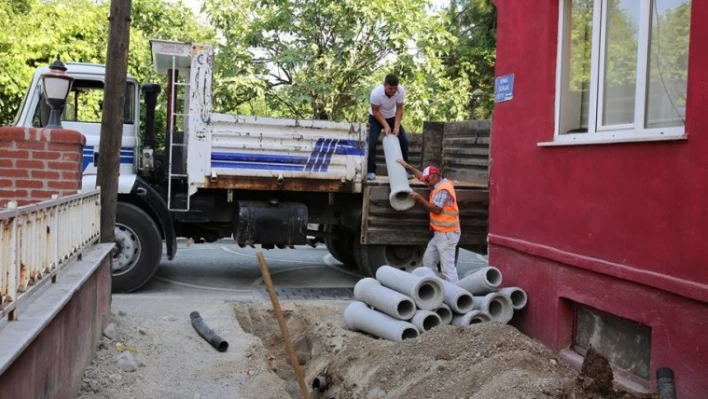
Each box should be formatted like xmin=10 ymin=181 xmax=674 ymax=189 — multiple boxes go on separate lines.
xmin=344 ymin=265 xmax=528 ymax=342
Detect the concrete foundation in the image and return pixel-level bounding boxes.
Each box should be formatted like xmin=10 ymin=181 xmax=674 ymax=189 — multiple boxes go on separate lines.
xmin=0 ymin=244 xmax=113 ymax=399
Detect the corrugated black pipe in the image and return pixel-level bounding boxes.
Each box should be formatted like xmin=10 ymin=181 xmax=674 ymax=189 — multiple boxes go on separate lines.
xmin=190 ymin=311 xmax=229 ymax=352
xmin=657 ymin=368 xmax=677 ymax=399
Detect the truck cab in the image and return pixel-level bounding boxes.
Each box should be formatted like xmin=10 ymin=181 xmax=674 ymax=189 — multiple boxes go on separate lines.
xmin=14 ymin=63 xmax=141 ymax=193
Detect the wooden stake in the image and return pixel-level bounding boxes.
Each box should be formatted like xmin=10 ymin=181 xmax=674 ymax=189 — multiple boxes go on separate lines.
xmin=256 ymin=251 xmax=311 ymax=399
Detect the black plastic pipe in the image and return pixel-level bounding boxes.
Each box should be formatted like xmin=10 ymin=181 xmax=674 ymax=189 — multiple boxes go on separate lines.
xmin=190 ymin=311 xmax=229 ymax=352
xmin=312 ymin=376 xmax=329 ymax=392
xmin=656 ymin=368 xmax=677 ymax=399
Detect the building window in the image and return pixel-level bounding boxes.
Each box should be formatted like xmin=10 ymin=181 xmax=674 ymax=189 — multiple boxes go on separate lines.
xmin=554 ymin=0 xmax=691 ymax=144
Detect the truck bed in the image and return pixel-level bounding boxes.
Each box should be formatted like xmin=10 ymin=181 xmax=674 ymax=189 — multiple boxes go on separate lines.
xmin=197 ymin=114 xmax=368 ymax=193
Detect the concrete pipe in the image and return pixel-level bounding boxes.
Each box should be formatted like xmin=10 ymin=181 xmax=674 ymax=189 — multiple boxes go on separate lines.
xmin=376 ymin=265 xmax=444 ymax=310
xmin=383 ymin=135 xmax=415 ymax=211
xmin=456 ymin=267 xmax=503 ymax=295
xmin=344 ymin=301 xmax=419 ymax=342
xmin=497 ymin=287 xmax=528 ymax=310
xmin=410 ymin=309 xmax=442 ymax=333
xmin=451 ymin=310 xmax=491 ymax=326
xmin=412 ymin=267 xmax=475 ymax=313
xmin=473 ymin=292 xmax=514 ymax=324
xmin=354 ymin=277 xmax=417 ymax=320
xmin=435 ymin=303 xmax=453 ymax=325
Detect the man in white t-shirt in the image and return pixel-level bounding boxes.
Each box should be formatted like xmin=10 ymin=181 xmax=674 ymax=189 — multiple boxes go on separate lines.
xmin=367 ymin=74 xmax=411 ymax=181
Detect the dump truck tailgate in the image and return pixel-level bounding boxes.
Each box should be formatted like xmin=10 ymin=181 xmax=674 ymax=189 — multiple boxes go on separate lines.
xmin=361 ymin=178 xmax=489 ymax=253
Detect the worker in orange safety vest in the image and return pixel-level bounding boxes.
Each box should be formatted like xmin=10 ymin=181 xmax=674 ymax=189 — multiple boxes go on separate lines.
xmin=397 ymin=160 xmax=461 ymax=282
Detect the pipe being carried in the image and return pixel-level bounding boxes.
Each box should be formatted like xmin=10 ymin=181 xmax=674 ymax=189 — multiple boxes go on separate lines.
xmin=456 ymin=267 xmax=503 ymax=295
xmin=382 ymin=135 xmax=415 ymax=211
xmin=410 ymin=309 xmax=442 ymax=333
xmin=451 ymin=310 xmax=491 ymax=326
xmin=473 ymin=292 xmax=514 ymax=324
xmin=496 ymin=287 xmax=528 ymax=310
xmin=376 ymin=265 xmax=444 ymax=310
xmin=412 ymin=267 xmax=475 ymax=313
xmin=435 ymin=303 xmax=453 ymax=325
xmin=344 ymin=301 xmax=419 ymax=342
xmin=354 ymin=278 xmax=417 ymax=320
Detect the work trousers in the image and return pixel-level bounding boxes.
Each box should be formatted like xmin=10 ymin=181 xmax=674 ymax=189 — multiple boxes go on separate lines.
xmin=422 ymin=230 xmax=461 ymax=283
xmin=368 ymin=114 xmax=409 ymax=174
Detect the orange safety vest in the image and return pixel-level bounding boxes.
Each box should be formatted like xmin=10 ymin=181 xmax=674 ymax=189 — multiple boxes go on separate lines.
xmin=429 ymin=179 xmax=460 ymax=233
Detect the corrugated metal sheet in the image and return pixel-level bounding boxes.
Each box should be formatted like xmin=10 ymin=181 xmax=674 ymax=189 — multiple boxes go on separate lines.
xmin=208 ymin=114 xmax=367 ymax=191
xmin=362 ymin=184 xmax=489 ymax=253
xmin=442 ymin=120 xmax=491 ymax=186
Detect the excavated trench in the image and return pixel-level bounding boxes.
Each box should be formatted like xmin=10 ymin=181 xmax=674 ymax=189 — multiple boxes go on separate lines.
xmin=233 ymin=302 xmax=658 ymax=399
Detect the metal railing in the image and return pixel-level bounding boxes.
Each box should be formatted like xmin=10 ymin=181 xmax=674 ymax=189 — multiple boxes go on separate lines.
xmin=0 ymin=190 xmax=101 ymax=321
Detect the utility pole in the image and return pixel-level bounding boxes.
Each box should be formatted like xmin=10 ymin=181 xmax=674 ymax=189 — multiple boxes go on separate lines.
xmin=97 ymin=0 xmax=132 ymax=243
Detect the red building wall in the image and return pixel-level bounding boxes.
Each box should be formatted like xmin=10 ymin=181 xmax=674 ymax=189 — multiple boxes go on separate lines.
xmin=490 ymin=0 xmax=708 ymax=397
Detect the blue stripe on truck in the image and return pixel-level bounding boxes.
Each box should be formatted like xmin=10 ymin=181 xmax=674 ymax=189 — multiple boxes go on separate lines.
xmin=212 ymin=152 xmax=309 ymax=165
xmin=82 ymin=146 xmax=134 ymax=171
xmin=212 ymin=138 xmax=365 ymax=172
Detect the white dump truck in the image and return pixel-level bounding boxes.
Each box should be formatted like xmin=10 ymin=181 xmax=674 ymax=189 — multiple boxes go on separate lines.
xmin=11 ymin=39 xmax=489 ymax=292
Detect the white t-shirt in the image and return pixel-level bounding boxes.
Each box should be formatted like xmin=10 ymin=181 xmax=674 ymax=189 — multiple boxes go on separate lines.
xmin=369 ymin=84 xmax=405 ymax=119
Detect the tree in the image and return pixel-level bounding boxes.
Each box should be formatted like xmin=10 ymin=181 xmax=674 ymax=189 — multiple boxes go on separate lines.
xmin=0 ymin=0 xmax=214 ymax=130
xmin=443 ymin=0 xmax=497 ymax=119
xmin=202 ymin=0 xmax=475 ymax=131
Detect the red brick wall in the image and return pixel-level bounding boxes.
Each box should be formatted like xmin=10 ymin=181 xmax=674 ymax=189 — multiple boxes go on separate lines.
xmin=0 ymin=127 xmax=85 ymax=208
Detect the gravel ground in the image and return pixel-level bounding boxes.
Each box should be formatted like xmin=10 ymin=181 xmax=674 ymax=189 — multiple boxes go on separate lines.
xmin=76 ymin=295 xmax=286 ymax=399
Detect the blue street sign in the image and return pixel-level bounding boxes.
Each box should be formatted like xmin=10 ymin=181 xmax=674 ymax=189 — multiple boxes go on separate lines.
xmin=495 ymin=74 xmax=514 ymax=103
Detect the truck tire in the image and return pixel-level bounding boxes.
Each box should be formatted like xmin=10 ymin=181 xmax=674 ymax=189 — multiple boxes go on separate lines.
xmin=354 ymin=242 xmax=425 ymax=277
xmin=111 ymin=202 xmax=163 ymax=293
xmin=324 ymin=225 xmax=358 ymax=269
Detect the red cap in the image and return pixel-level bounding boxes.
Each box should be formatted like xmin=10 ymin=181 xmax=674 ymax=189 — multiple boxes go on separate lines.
xmin=419 ymin=165 xmax=440 ymax=181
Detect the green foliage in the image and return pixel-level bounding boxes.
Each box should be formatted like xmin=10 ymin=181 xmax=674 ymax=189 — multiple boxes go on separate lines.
xmin=443 ymin=0 xmax=497 ymax=120
xmin=1 ymin=0 xmax=499 ymax=134
xmin=0 ymin=0 xmax=214 ymax=135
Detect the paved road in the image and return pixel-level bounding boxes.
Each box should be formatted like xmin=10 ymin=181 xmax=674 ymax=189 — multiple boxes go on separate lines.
xmin=134 ymin=239 xmax=489 ymax=299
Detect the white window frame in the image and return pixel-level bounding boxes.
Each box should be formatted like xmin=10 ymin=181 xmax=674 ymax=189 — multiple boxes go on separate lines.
xmin=542 ymin=0 xmax=688 ymax=147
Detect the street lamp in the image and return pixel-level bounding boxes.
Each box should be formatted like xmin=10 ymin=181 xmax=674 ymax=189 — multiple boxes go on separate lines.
xmin=41 ymin=56 xmax=74 ymax=129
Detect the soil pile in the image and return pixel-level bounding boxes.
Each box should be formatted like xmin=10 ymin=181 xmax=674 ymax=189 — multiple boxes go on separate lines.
xmin=234 ymin=302 xmax=657 ymax=399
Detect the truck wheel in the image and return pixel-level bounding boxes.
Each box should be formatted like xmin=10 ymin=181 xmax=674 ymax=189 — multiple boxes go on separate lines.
xmin=324 ymin=225 xmax=358 ymax=269
xmin=354 ymin=242 xmax=425 ymax=277
xmin=111 ymin=202 xmax=163 ymax=293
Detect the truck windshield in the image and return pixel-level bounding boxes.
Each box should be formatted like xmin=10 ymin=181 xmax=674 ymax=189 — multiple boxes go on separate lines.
xmin=11 ymin=84 xmax=33 ymax=126
xmin=60 ymin=80 xmax=136 ymax=124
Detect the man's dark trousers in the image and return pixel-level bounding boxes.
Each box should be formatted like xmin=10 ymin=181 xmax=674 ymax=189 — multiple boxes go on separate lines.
xmin=368 ymin=114 xmax=409 ymax=175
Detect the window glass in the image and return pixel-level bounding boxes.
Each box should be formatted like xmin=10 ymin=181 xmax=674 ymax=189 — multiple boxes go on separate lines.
xmin=560 ymin=0 xmax=594 ymax=135
xmin=645 ymin=0 xmax=690 ymax=129
xmin=601 ymin=0 xmax=639 ymax=126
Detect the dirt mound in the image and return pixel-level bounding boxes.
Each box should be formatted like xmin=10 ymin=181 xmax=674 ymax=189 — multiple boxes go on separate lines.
xmin=233 ymin=302 xmax=657 ymax=399
xmin=562 ymin=347 xmax=655 ymax=399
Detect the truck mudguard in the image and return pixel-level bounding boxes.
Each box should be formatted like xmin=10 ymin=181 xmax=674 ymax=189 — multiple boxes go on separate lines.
xmin=132 ymin=176 xmax=178 ymax=260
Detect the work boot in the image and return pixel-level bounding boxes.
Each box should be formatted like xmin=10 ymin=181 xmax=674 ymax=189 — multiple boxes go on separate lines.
xmin=367 ymin=172 xmax=376 ymax=181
